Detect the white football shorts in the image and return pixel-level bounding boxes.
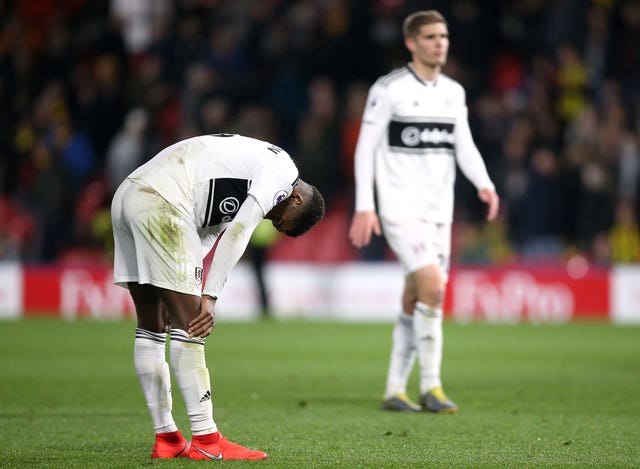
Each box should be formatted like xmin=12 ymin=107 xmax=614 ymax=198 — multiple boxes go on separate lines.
xmin=381 ymin=218 xmax=451 ymax=278
xmin=111 ymin=179 xmax=204 ymax=296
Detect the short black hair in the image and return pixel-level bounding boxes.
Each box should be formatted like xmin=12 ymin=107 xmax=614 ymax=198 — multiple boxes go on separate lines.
xmin=285 ymin=185 xmax=325 ymax=237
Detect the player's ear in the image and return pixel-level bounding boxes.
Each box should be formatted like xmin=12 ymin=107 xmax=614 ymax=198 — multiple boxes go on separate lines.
xmin=289 ymin=191 xmax=303 ymax=206
xmin=290 ymin=180 xmax=310 ymax=206
xmin=405 ymin=37 xmax=416 ymax=53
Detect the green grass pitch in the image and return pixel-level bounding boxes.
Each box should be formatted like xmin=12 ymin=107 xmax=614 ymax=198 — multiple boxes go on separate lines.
xmin=0 ymin=318 xmax=638 ymax=468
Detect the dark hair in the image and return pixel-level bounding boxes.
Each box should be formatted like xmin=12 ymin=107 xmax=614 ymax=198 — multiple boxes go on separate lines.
xmin=403 ymin=10 xmax=447 ymax=39
xmin=285 ymin=185 xmax=325 ymax=237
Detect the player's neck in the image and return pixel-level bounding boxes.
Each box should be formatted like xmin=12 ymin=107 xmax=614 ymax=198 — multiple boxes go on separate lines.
xmin=411 ymin=61 xmax=440 ymax=83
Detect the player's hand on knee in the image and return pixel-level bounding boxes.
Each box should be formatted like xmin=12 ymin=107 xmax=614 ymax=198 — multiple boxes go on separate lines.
xmin=188 ymin=295 xmax=217 ymax=338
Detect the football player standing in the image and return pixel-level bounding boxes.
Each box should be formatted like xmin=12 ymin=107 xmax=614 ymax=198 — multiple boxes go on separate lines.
xmin=349 ymin=10 xmax=499 ymax=413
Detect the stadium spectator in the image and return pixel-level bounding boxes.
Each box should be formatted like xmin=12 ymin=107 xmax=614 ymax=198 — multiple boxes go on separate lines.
xmin=609 ymin=199 xmax=640 ymax=264
xmin=111 ymin=133 xmax=325 ymax=460
xmin=198 ymin=95 xmax=231 ymax=135
xmin=48 ymin=117 xmax=96 ymax=190
xmin=76 ymin=53 xmax=127 ymax=159
xmin=574 ymin=161 xmax=615 ymax=255
xmin=510 ymin=145 xmax=567 ymax=261
xmin=247 ymin=219 xmax=280 ymax=316
xmin=348 ymin=10 xmax=499 ymax=414
xmin=27 ymin=138 xmax=74 ymax=261
xmin=294 ymin=77 xmax=341 ymax=204
xmin=339 ymin=80 xmax=369 ymax=188
xmin=105 ymin=107 xmax=151 ymax=195
xmin=110 ymin=0 xmax=173 ymax=63
xmin=555 ymin=44 xmax=589 ymax=123
xmin=0 ymin=196 xmax=35 ymax=260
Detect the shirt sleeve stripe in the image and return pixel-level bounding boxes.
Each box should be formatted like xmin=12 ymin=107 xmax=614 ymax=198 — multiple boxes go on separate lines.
xmin=202 ymin=178 xmax=214 ymax=228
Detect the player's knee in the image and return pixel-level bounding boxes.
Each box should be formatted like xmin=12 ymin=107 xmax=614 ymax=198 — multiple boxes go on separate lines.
xmin=136 ymin=317 xmax=167 ymax=333
xmin=167 ymin=311 xmax=193 ymax=331
xmin=418 ymin=285 xmax=445 ymax=308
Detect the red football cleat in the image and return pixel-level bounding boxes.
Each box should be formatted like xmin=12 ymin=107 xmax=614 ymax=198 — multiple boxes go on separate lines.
xmin=151 ymin=430 xmax=191 ymax=459
xmin=190 ymin=432 xmax=268 ymax=460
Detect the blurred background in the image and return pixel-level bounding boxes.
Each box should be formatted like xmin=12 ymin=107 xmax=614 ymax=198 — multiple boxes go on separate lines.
xmin=0 ymin=0 xmax=638 ymax=321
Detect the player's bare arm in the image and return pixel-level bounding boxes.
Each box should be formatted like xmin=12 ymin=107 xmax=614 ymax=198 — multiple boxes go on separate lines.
xmin=478 ymin=188 xmax=500 ymax=221
xmin=349 ymin=211 xmax=382 ymax=248
xmin=188 ymin=294 xmax=216 ymax=338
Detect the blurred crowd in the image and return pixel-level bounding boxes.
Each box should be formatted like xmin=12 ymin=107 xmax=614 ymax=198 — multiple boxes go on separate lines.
xmin=0 ymin=0 xmax=638 ymax=265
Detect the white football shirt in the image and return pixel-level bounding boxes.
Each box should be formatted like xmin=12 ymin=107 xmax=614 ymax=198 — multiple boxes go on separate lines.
xmin=354 ymin=64 xmax=494 ymax=223
xmin=127 ymin=134 xmax=299 ymax=296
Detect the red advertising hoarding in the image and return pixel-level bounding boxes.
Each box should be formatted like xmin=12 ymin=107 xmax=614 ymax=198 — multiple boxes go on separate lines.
xmin=446 ymin=266 xmax=609 ymax=322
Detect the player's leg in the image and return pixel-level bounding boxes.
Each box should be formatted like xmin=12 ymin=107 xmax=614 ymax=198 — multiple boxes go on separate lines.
xmin=382 ymin=277 xmax=420 ymax=412
xmin=129 ymin=282 xmax=191 ymax=458
xmin=411 ymin=224 xmax=457 ymax=413
xmin=378 ymin=218 xmax=421 ymax=411
xmin=411 ymin=264 xmax=446 ymax=393
xmin=112 ymin=181 xmax=189 ymax=457
xmin=116 ymin=179 xmax=215 ymax=438
xmin=158 ymin=288 xmax=217 ymax=437
xmin=159 ymin=288 xmax=267 ymax=461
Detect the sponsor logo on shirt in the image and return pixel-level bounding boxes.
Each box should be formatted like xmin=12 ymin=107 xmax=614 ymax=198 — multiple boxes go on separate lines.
xmin=202 ymin=178 xmax=251 ymax=227
xmin=389 ymin=121 xmax=455 ymax=151
xmin=219 ymin=196 xmax=240 ymax=216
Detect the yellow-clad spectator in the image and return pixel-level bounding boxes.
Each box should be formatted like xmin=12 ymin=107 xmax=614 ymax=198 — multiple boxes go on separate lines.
xmin=609 ymin=200 xmax=640 ymax=263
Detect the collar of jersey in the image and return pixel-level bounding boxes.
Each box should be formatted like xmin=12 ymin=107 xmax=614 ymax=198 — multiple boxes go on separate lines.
xmin=406 ymin=63 xmax=438 ymax=87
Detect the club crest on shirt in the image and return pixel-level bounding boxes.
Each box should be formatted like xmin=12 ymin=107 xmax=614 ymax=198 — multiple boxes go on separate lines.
xmin=195 ymin=267 xmax=203 ymax=285
xmin=273 ymin=190 xmax=288 ymax=205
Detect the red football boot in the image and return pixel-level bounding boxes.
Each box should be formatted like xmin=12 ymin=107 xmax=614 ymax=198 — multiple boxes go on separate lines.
xmin=190 ymin=432 xmax=268 ymax=460
xmin=151 ymin=430 xmax=191 ymax=459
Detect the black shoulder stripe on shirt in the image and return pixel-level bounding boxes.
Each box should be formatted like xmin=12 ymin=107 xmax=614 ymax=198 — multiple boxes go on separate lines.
xmin=203 ymin=179 xmax=214 ymax=228
xmin=378 ymin=67 xmax=409 ymax=87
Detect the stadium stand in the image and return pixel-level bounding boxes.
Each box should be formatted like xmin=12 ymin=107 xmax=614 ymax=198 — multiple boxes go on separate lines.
xmin=0 ymin=0 xmax=638 ymax=265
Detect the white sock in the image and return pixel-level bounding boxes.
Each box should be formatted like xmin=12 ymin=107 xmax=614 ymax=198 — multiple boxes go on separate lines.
xmin=413 ymin=302 xmax=443 ymax=395
xmin=134 ymin=329 xmax=178 ymax=434
xmin=384 ymin=313 xmax=416 ymax=399
xmin=169 ymin=329 xmax=218 ymax=436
